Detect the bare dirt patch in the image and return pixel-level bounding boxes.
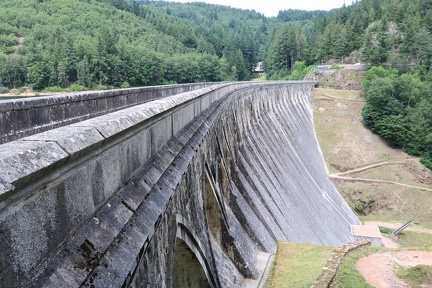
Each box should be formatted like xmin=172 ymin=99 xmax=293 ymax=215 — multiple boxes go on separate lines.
xmin=381 ymin=236 xmax=399 ymax=249
xmin=356 ymin=251 xmax=432 ymax=288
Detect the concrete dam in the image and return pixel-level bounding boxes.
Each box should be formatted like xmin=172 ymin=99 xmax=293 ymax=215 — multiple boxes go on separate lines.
xmin=0 ymin=82 xmax=360 ymax=287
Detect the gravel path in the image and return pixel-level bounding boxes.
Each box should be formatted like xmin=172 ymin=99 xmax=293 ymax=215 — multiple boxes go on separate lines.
xmin=357 ymin=251 xmax=432 ymax=288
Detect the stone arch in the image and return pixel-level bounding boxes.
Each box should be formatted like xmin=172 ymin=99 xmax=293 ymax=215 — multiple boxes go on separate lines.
xmin=173 ymin=238 xmax=210 ymax=288
xmin=174 ymin=218 xmax=218 ymax=288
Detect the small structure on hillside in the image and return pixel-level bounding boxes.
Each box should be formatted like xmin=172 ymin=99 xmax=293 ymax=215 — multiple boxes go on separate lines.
xmin=351 ymin=225 xmax=382 ymax=247
xmin=253 ymin=61 xmax=264 ymax=74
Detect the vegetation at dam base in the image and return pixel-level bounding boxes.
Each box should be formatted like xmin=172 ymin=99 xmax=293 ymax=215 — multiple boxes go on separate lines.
xmin=263 ymin=242 xmax=335 ymax=288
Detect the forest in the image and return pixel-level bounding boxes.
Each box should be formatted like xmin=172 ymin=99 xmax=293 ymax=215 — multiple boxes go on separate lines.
xmin=0 ymin=0 xmax=268 ymax=91
xmin=0 ymin=0 xmax=431 ymax=167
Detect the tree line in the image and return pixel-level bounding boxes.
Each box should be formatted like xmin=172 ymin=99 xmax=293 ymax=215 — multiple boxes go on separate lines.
xmin=362 ymin=67 xmax=432 ymax=169
xmin=0 ymin=0 xmax=267 ymax=92
xmin=2 ymin=0 xmax=432 ymax=89
xmin=265 ymin=0 xmax=432 ymax=78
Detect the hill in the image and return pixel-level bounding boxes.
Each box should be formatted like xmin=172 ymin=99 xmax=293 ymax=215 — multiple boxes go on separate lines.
xmin=0 ymin=0 xmax=269 ymax=91
xmin=2 ymin=0 xmax=432 ymax=90
xmin=265 ymin=0 xmax=432 ymax=80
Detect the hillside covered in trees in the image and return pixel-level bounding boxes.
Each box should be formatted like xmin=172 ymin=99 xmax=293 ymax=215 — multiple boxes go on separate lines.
xmin=266 ymin=0 xmax=432 ymax=170
xmin=2 ymin=0 xmax=432 ymax=89
xmin=265 ymin=0 xmax=432 ymax=78
xmin=0 ymin=0 xmax=431 ymax=167
xmin=0 ymin=0 xmax=268 ymax=91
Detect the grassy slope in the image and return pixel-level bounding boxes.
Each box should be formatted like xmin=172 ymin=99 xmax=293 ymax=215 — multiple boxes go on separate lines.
xmin=313 ymin=88 xmax=432 ymax=228
xmin=264 ymin=242 xmax=334 ymax=288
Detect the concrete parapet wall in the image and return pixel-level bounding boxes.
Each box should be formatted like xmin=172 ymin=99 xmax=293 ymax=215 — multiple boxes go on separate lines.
xmin=0 ymin=82 xmax=219 ymax=145
xmin=0 ymin=80 xmax=359 ymax=287
xmin=0 ymin=82 xmax=237 ymax=285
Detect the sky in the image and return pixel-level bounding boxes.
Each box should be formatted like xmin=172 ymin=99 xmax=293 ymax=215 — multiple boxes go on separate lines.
xmin=170 ymin=0 xmax=348 ymax=17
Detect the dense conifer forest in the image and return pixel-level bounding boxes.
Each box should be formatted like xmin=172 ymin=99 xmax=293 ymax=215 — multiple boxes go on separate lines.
xmin=0 ymin=0 xmax=431 ymax=168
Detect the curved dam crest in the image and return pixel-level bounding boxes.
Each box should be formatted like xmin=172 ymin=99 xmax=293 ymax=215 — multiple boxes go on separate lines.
xmin=0 ymin=82 xmax=360 ymax=287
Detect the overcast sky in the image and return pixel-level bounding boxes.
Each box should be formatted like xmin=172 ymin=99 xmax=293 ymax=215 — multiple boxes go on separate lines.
xmin=170 ymin=0 xmax=349 ymax=17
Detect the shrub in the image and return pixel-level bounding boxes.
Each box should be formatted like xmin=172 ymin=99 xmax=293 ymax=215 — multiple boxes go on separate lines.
xmin=66 ymin=84 xmax=86 ymax=92
xmin=378 ymin=226 xmax=393 ymax=234
xmin=43 ymin=86 xmax=64 ymax=93
xmin=0 ymin=86 xmax=9 ymax=94
xmin=397 ymin=265 xmax=432 ymax=286
xmin=330 ymin=64 xmax=344 ymax=69
xmin=120 ymin=81 xmax=130 ymax=89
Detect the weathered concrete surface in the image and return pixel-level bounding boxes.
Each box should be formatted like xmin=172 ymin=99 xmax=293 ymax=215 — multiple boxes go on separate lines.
xmin=0 ymin=82 xmax=221 ymax=145
xmin=0 ymin=81 xmax=359 ymax=287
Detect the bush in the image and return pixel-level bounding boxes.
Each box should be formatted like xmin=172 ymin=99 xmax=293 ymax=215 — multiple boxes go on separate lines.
xmin=378 ymin=226 xmax=393 ymax=234
xmin=397 ymin=265 xmax=432 ymax=286
xmin=354 ymin=203 xmax=364 ymax=214
xmin=330 ymin=64 xmax=344 ymax=69
xmin=420 ymin=156 xmax=432 ymax=171
xmin=92 ymin=84 xmax=113 ymax=90
xmin=288 ymin=61 xmax=313 ymax=80
xmin=120 ymin=81 xmax=130 ymax=89
xmin=43 ymin=86 xmax=64 ymax=93
xmin=66 ymin=84 xmax=86 ymax=92
xmin=0 ymin=86 xmax=9 ymax=94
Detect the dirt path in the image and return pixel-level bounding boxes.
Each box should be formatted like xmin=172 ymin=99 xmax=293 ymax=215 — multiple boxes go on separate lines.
xmin=314 ymin=93 xmax=365 ymax=103
xmin=331 ymin=160 xmax=408 ymax=176
xmin=329 ymin=175 xmax=432 ymax=192
xmin=357 ymin=251 xmax=432 ymax=288
xmin=329 ymin=158 xmax=432 ymax=192
xmin=381 ymin=236 xmax=400 ymax=249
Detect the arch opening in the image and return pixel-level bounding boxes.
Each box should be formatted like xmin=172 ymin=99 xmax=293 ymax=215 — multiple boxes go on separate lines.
xmin=173 ymin=238 xmax=211 ymax=288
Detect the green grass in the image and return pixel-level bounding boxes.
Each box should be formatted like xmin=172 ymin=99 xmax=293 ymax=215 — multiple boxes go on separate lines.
xmin=396 ymin=265 xmax=432 ymax=287
xmin=313 ymin=88 xmax=407 ymax=174
xmin=379 ymin=226 xmax=393 ymax=234
xmin=336 ymin=181 xmax=432 ymax=228
xmin=331 ymin=246 xmax=382 ymax=288
xmin=264 ymin=242 xmax=334 ymax=288
xmin=399 ymin=232 xmax=432 ymax=249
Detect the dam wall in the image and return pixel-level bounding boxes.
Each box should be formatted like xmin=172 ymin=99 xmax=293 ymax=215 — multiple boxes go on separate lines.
xmin=0 ymin=82 xmax=359 ymax=287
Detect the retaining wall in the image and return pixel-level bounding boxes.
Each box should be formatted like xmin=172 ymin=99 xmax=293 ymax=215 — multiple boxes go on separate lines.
xmin=311 ymin=240 xmax=371 ymax=288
